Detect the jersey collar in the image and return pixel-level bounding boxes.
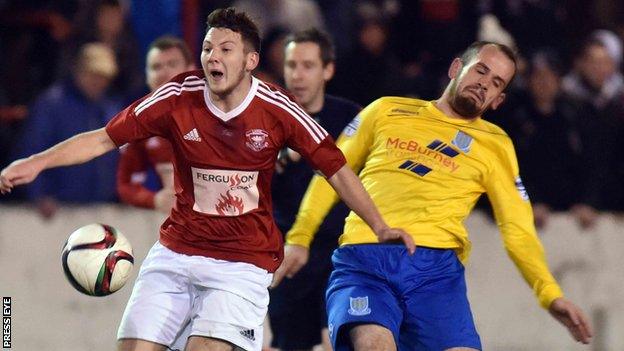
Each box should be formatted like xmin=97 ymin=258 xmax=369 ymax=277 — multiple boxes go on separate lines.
xmin=426 ymin=100 xmax=481 ymax=125
xmin=204 ymin=76 xmax=259 ymax=122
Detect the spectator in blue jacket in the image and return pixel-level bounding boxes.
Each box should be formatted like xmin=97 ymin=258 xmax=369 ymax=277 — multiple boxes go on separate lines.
xmin=13 ymin=42 xmax=123 ymax=218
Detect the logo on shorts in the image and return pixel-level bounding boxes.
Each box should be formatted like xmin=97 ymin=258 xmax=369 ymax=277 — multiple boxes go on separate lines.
xmin=240 ymin=328 xmax=256 ymax=341
xmin=348 ymin=296 xmax=371 ymax=316
xmin=245 ymin=129 xmax=269 ymax=151
xmin=328 ymin=323 xmax=334 ymax=338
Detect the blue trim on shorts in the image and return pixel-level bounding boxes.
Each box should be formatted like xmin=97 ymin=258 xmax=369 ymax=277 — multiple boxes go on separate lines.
xmin=326 ymin=244 xmax=482 ymax=350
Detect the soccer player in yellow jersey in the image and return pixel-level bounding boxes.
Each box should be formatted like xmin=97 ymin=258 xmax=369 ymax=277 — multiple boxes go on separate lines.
xmin=272 ymin=42 xmax=593 ymax=350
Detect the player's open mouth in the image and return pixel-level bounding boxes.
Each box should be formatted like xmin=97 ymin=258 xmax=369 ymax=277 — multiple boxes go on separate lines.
xmin=209 ymin=70 xmax=224 ymax=80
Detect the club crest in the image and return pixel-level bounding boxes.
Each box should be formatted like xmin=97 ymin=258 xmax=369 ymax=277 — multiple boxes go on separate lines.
xmin=245 ymin=129 xmax=269 ymax=152
xmin=451 ymin=130 xmax=473 ymax=153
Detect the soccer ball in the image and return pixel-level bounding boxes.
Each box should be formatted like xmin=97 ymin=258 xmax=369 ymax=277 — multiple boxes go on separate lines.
xmin=61 ymin=224 xmax=134 ymax=296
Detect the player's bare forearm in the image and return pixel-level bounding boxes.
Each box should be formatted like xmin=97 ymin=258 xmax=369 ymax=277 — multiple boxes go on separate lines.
xmin=326 ymin=165 xmax=416 ymax=253
xmin=326 ymin=165 xmax=385 ymax=232
xmin=0 ymin=128 xmax=116 ymax=194
xmin=37 ymin=128 xmax=116 ymax=168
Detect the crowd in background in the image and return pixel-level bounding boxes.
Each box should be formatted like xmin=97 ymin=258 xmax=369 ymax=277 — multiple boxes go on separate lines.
xmin=1 ymin=0 xmax=624 ymax=230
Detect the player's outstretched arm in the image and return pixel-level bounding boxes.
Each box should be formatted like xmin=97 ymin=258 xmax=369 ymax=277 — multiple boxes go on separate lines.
xmin=273 ymin=164 xmax=416 ymax=288
xmin=327 ymin=164 xmax=416 ymax=252
xmin=0 ymin=128 xmax=116 ymax=194
xmin=548 ymin=297 xmax=593 ymax=344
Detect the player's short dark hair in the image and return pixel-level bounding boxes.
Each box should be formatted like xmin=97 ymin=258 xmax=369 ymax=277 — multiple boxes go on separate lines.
xmin=459 ymin=41 xmax=518 ymax=84
xmin=148 ymin=36 xmax=193 ymax=65
xmin=284 ymin=28 xmax=336 ymax=66
xmin=206 ymin=7 xmax=261 ymax=53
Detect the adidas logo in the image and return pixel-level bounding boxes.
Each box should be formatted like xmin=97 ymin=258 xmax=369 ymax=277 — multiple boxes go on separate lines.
xmin=239 ymin=329 xmax=255 ymax=341
xmin=183 ymin=128 xmax=201 ymax=142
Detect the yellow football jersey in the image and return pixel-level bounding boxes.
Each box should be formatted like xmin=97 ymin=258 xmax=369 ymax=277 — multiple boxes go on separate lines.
xmin=287 ymin=97 xmax=563 ymax=308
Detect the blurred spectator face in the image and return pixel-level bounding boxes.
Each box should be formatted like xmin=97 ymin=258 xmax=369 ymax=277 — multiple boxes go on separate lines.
xmin=578 ymin=44 xmax=616 ymax=90
xmin=359 ymin=22 xmax=387 ymax=55
xmin=74 ymin=43 xmax=118 ymax=100
xmin=529 ymin=63 xmax=560 ymax=102
xmin=146 ymin=47 xmax=194 ymax=91
xmin=283 ymin=41 xmax=334 ymax=111
xmin=75 ymin=70 xmax=113 ymax=100
xmin=201 ymin=28 xmax=256 ymax=96
xmin=449 ymin=45 xmax=515 ymax=118
xmin=97 ymin=4 xmax=124 ymax=40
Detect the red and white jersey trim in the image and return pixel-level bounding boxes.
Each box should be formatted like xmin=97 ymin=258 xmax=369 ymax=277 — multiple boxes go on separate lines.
xmin=256 ymin=82 xmax=328 ymax=144
xmin=134 ymin=75 xmax=328 ymax=145
xmin=204 ymin=77 xmax=260 ymax=122
xmin=134 ymin=76 xmax=205 ymax=116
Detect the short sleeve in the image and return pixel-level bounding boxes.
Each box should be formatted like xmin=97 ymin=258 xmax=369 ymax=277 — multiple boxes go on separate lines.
xmin=105 ymin=94 xmax=171 ymax=147
xmin=280 ymin=100 xmax=346 ymax=178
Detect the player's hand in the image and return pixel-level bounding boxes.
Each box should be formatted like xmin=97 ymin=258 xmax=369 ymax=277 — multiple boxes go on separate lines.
xmin=270 ymin=244 xmax=309 ymax=289
xmin=154 ymin=188 xmax=175 ymax=213
xmin=0 ymin=157 xmax=45 ymax=194
xmin=375 ymin=226 xmax=416 ymax=255
xmin=548 ymin=297 xmax=592 ymax=344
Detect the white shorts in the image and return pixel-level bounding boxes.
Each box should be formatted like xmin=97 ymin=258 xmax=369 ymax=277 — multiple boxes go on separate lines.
xmin=118 ymin=241 xmax=272 ymax=351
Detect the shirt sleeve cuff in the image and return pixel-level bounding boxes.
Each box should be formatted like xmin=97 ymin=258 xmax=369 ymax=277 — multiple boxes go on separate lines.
xmin=539 ymin=284 xmax=564 ymax=309
xmin=285 ymin=229 xmax=314 ymax=248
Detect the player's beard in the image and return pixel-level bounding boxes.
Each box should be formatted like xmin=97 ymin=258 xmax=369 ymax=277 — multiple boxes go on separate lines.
xmin=224 ymin=66 xmax=247 ymax=96
xmin=449 ymin=84 xmax=485 ymax=119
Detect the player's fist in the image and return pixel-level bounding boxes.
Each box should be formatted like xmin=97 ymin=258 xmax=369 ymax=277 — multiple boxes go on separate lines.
xmin=0 ymin=156 xmax=45 ymax=194
xmin=270 ymin=244 xmax=309 ymax=289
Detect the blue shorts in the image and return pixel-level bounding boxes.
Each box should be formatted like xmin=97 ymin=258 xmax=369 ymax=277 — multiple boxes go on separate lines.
xmin=326 ymin=245 xmax=481 ymax=350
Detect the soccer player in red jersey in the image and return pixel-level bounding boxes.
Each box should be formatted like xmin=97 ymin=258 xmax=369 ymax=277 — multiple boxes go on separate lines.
xmin=116 ymin=36 xmax=195 ymax=213
xmin=0 ymin=8 xmax=412 ymax=351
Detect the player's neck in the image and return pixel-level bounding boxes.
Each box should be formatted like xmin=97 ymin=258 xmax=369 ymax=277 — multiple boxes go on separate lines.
xmin=209 ymin=76 xmax=253 ymax=113
xmin=434 ymin=98 xmax=457 ymax=118
xmin=434 ymin=92 xmax=475 ymax=121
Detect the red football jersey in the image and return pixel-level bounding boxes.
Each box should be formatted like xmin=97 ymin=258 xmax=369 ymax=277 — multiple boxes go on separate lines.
xmin=117 ymin=136 xmax=174 ymax=208
xmin=105 ymin=70 xmax=346 ymax=271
